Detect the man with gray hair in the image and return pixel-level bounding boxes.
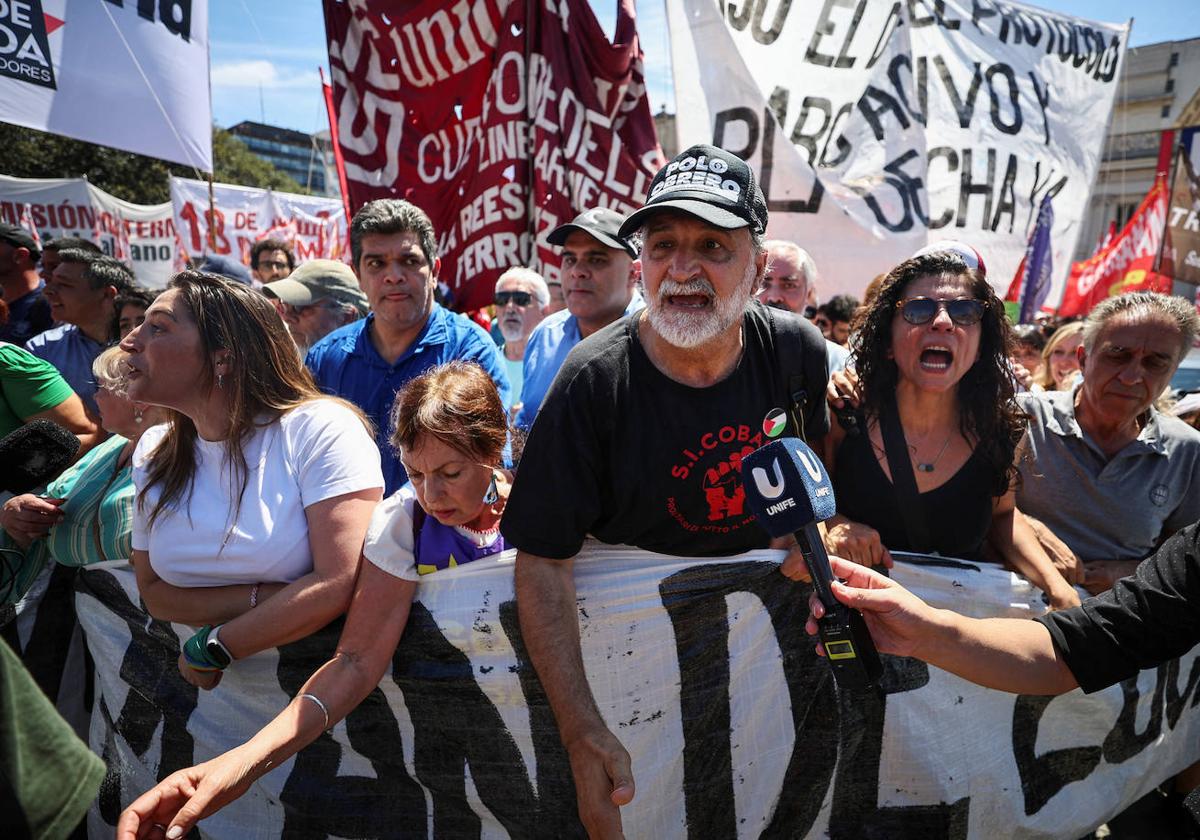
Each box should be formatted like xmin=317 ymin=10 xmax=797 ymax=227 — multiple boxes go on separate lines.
xmin=305 ymin=199 xmax=510 ymax=495
xmin=493 ymin=266 xmax=548 ymax=409
xmin=502 ymin=144 xmax=830 ymax=837
xmin=758 ymin=239 xmax=849 ymax=374
xmin=1016 ymin=291 xmax=1200 ymax=593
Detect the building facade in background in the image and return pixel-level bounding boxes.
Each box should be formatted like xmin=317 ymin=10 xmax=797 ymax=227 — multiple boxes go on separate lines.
xmin=227 ymin=121 xmax=337 ymax=197
xmin=1080 ymin=38 xmax=1200 ymax=263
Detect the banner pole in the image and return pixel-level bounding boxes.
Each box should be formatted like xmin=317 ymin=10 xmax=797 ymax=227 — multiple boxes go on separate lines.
xmin=206 ymin=172 xmax=216 ymax=252
xmin=320 ymin=67 xmax=353 ymax=226
xmin=1153 ymin=146 xmax=1181 ymax=275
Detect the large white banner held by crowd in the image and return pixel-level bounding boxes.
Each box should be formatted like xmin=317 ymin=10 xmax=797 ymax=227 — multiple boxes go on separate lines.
xmin=0 ymin=0 xmax=212 ymax=170
xmin=668 ymin=0 xmax=1128 ymax=304
xmin=78 ymin=547 xmax=1200 ymax=838
xmin=170 ymin=177 xmax=348 ymax=270
xmin=0 ymin=174 xmax=175 ymax=287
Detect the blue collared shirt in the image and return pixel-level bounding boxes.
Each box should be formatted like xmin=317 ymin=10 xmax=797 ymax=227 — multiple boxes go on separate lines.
xmin=306 ymin=305 xmax=511 ymax=495
xmin=24 ymin=323 xmax=106 ymax=414
xmin=515 ymin=291 xmax=644 ymax=429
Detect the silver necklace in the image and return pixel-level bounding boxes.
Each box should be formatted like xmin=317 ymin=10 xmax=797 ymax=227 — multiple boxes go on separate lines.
xmin=915 ymin=435 xmax=953 ymax=473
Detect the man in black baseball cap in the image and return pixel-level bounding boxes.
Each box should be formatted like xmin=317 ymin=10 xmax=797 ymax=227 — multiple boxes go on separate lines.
xmin=504 ymin=145 xmax=832 ymax=836
xmin=0 ymin=222 xmax=52 ymax=347
xmin=515 ymin=206 xmax=644 ymax=428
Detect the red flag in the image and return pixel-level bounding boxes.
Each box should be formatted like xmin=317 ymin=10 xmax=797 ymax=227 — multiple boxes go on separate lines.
xmin=1058 ymin=178 xmax=1170 ymax=317
xmin=320 ymin=67 xmax=352 ymax=226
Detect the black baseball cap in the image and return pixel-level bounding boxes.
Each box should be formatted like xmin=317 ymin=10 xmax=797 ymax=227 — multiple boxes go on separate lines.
xmin=547 ymin=207 xmax=638 ymax=258
xmin=618 ymin=144 xmax=768 ymax=239
xmin=0 ymin=222 xmax=40 ymax=260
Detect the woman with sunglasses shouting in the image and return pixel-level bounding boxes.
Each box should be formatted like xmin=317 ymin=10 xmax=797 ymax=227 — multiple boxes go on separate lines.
xmin=823 ymin=250 xmax=1080 ymax=609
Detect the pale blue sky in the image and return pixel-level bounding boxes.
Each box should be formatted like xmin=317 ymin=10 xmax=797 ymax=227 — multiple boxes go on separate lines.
xmin=209 ymin=0 xmax=1195 ymax=135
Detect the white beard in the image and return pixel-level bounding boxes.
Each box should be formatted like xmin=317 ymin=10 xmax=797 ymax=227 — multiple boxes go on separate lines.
xmin=498 ymin=316 xmax=526 ymax=343
xmin=647 ymin=261 xmax=757 ymax=349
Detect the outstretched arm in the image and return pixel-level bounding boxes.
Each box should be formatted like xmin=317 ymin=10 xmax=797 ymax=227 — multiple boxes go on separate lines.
xmin=988 ymin=493 xmax=1080 ymax=610
xmin=515 ymin=550 xmax=634 ymax=840
xmin=117 ymin=560 xmax=416 ymax=839
xmin=807 ymin=556 xmax=1079 ymax=695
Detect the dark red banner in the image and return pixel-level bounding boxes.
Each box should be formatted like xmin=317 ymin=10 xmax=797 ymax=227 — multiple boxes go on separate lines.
xmin=1158 ymin=147 xmax=1200 ymax=286
xmin=322 ymin=0 xmax=664 ymax=312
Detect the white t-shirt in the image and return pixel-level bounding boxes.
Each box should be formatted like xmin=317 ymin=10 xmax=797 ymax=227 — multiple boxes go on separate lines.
xmin=364 ymin=485 xmax=502 ymax=582
xmin=132 ymin=399 xmax=384 ymax=587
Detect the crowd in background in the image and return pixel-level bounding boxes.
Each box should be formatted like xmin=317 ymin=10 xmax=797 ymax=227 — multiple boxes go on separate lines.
xmin=2 ymin=141 xmax=1200 ymax=839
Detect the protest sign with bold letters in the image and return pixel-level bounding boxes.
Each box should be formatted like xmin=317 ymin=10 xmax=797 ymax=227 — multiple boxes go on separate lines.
xmin=667 ymin=0 xmax=1127 ymax=305
xmin=322 ymin=0 xmax=663 ymax=312
xmin=0 ymin=0 xmax=211 ymax=170
xmin=78 ymin=547 xmax=1200 ymax=838
xmin=0 ymin=175 xmax=175 ymax=287
xmin=1160 ymin=147 xmax=1200 ymax=286
xmin=169 ymin=177 xmax=348 ymax=270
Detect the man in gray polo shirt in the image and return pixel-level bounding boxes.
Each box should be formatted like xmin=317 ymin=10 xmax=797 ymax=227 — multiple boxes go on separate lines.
xmin=1016 ymin=292 xmax=1200 ymax=593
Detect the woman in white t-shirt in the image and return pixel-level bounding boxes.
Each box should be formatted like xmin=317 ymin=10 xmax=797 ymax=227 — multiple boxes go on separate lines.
xmin=117 ymin=361 xmax=514 ymax=838
xmin=119 ymin=270 xmax=384 ymax=690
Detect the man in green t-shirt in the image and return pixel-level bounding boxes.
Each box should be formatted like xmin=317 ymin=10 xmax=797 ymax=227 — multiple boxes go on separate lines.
xmin=0 ymin=341 xmax=99 ymax=445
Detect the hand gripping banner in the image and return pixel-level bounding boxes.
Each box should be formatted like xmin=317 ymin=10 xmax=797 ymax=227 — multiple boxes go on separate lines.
xmin=79 ymin=547 xmax=1200 ymax=838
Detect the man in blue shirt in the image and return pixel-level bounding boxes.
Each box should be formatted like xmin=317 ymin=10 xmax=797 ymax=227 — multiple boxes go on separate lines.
xmin=26 ymin=252 xmax=133 ymax=414
xmin=306 ymin=199 xmax=510 ymax=495
xmin=515 ymin=208 xmax=643 ymax=428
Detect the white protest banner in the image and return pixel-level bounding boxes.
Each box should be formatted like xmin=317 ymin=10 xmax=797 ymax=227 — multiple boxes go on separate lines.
xmin=0 ymin=0 xmax=211 ymax=171
xmin=170 ymin=177 xmax=348 ymax=270
xmin=668 ymin=0 xmax=1127 ymax=305
xmin=0 ymin=175 xmax=175 ymax=287
xmin=78 ymin=547 xmax=1200 ymax=838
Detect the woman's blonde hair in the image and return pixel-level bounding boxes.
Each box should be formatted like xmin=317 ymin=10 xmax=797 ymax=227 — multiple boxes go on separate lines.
xmin=92 ymin=345 xmax=132 ymax=395
xmin=139 ymin=270 xmax=369 ymax=526
xmin=1032 ymin=322 xmax=1084 ymax=391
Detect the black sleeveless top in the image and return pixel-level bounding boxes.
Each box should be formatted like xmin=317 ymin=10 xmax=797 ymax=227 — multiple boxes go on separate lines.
xmin=834 ymin=428 xmax=997 ymax=561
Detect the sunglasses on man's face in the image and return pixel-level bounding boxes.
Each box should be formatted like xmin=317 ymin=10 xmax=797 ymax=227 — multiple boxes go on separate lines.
xmin=897 ymin=297 xmax=986 ymax=326
xmin=495 ymin=291 xmax=533 ymax=307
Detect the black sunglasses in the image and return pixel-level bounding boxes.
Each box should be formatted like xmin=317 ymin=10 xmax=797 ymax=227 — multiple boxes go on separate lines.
xmin=898 ymin=297 xmax=986 ymax=326
xmin=495 ymin=291 xmax=533 ymax=307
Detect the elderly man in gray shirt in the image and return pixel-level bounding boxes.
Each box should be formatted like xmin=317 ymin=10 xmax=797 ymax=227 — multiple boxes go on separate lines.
xmin=1016 ymin=292 xmax=1200 ymax=594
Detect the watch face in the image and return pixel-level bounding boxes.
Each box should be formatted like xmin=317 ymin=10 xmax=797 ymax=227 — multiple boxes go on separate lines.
xmin=206 ymin=634 xmax=231 ymax=668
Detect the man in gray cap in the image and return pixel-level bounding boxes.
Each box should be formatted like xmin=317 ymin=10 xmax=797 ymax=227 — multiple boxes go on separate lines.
xmin=263 ymin=259 xmax=369 ymax=352
xmin=503 ymin=145 xmax=831 ymax=836
xmin=514 ymin=207 xmax=643 ymax=428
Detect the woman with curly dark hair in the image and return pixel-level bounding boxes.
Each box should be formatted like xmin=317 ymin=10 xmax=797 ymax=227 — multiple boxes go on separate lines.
xmin=825 ymin=251 xmax=1079 ymax=609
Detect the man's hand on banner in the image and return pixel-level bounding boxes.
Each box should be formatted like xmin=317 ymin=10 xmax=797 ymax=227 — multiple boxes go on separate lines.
xmin=567 ymin=726 xmax=635 ymax=840
xmin=115 ymin=748 xmax=259 ymax=840
xmin=821 ymin=518 xmax=893 ymax=571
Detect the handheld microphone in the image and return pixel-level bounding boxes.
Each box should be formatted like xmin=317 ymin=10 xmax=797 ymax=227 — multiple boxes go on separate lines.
xmin=741 ymin=437 xmax=882 ymax=691
xmin=0 ymin=420 xmax=81 ymax=494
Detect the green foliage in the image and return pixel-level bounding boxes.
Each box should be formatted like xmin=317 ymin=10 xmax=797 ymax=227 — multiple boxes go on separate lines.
xmin=0 ymin=124 xmax=304 ymax=205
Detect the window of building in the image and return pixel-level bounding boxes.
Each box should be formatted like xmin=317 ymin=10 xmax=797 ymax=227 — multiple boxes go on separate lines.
xmin=1166 ymin=78 xmax=1175 ymax=93
xmin=1169 ymin=52 xmax=1179 ymax=67
xmin=1162 ymin=105 xmax=1172 ymax=118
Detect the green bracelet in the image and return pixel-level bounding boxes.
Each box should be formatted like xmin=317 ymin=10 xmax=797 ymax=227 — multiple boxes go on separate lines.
xmin=183 ymin=625 xmax=223 ymax=671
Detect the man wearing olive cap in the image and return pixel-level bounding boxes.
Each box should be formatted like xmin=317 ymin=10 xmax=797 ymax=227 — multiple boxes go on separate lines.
xmin=264 ymin=259 xmax=369 ymax=352
xmin=503 ymin=145 xmax=830 ymax=837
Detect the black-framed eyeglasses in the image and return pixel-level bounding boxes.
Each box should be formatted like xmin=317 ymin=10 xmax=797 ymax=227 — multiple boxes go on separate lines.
xmin=898 ymin=297 xmax=986 ymax=326
xmin=495 ymin=291 xmax=533 ymax=307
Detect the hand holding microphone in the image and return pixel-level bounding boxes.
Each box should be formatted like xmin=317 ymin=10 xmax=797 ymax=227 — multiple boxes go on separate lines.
xmin=742 ymin=437 xmax=883 ymax=692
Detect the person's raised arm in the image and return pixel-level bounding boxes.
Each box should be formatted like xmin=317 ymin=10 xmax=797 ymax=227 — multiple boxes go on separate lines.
xmin=117 ymin=559 xmax=416 ymax=839
xmin=988 ymin=491 xmax=1080 ymax=610
xmin=515 ymin=550 xmax=634 ymax=839
xmin=807 ymin=556 xmax=1079 ymax=695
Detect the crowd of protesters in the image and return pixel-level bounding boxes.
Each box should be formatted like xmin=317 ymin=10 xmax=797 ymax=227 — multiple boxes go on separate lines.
xmin=2 ymin=141 xmax=1200 ymax=839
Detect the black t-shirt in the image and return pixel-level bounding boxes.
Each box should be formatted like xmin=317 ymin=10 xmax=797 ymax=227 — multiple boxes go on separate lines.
xmin=1038 ymin=522 xmax=1200 ymax=693
xmin=502 ymin=303 xmax=829 ymax=559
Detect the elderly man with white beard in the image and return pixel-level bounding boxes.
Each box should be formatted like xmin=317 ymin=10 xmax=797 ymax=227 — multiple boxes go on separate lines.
xmin=501 ymin=144 xmax=831 ymax=838
xmin=493 ymin=266 xmax=549 ymax=412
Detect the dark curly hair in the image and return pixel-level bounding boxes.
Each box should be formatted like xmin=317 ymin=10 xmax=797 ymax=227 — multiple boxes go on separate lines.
xmin=849 ymin=253 xmax=1025 ymax=496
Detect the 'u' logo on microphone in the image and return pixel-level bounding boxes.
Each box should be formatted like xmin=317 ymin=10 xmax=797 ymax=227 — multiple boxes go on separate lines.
xmin=751 ymin=459 xmax=786 ymax=500
xmin=795 ymin=448 xmax=823 ymax=483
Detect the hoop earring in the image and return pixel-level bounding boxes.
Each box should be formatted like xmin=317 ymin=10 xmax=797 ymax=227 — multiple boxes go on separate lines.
xmin=482 ymin=472 xmax=499 ymax=505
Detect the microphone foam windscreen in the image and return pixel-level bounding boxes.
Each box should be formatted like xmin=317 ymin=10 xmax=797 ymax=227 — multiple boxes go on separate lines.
xmin=0 ymin=419 xmax=81 ymax=494
xmin=741 ymin=437 xmax=837 ymax=537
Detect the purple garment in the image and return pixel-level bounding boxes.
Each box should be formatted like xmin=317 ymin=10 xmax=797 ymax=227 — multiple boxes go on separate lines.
xmin=413 ymin=513 xmax=505 ymax=575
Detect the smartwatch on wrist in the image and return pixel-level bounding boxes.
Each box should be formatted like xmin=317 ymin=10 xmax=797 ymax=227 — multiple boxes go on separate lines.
xmin=205 ymin=624 xmax=234 ymax=669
